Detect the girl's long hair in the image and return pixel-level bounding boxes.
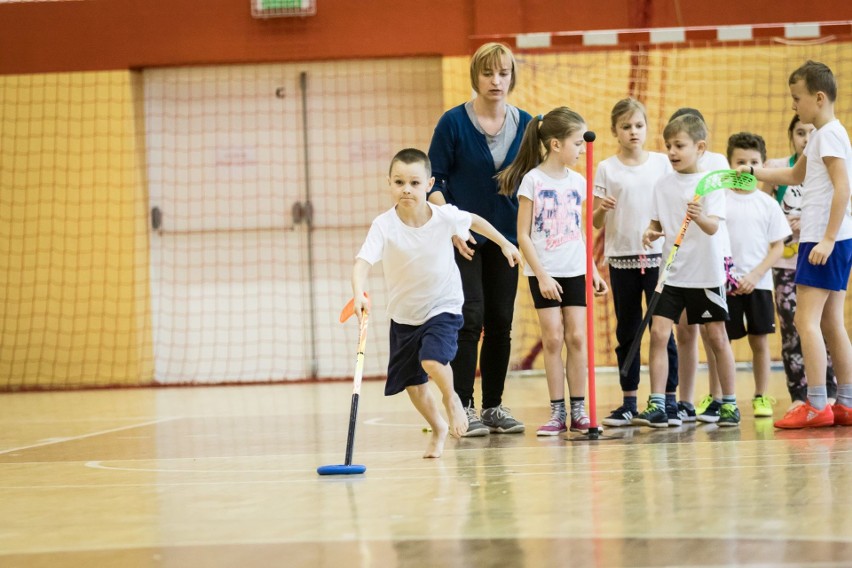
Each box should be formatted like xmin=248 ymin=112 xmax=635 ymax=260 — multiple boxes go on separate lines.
xmin=497 ymin=107 xmax=585 ymax=196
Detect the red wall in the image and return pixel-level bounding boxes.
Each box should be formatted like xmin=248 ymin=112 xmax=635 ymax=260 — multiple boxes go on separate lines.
xmin=2 ymin=0 xmax=852 ymax=74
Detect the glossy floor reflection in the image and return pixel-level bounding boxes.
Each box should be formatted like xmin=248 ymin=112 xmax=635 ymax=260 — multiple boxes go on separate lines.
xmin=1 ymin=370 xmax=851 ymax=567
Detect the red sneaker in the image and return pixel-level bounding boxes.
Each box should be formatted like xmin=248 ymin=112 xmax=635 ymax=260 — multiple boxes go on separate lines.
xmin=833 ymin=403 xmax=852 ymax=426
xmin=774 ymin=402 xmax=834 ymax=429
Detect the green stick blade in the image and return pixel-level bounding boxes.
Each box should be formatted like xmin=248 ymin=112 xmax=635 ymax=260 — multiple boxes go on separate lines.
xmin=696 ymin=169 xmax=757 ymax=196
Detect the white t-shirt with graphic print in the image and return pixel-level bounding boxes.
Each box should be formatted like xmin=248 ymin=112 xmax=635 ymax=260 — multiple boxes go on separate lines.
xmin=517 ymin=167 xmax=587 ymax=278
xmin=765 ymin=155 xmax=802 ymax=270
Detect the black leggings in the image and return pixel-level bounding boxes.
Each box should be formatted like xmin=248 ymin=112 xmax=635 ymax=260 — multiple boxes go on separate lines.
xmin=609 ymin=265 xmax=679 ymax=393
xmin=452 ymin=240 xmax=518 ymax=410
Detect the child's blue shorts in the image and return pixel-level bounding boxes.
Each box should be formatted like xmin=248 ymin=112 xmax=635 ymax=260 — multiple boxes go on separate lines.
xmin=385 ymin=312 xmax=464 ymax=396
xmin=795 ymin=239 xmax=852 ymax=291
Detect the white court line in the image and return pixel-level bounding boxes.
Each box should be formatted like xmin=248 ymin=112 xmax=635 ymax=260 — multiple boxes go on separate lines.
xmin=0 ymin=457 xmax=844 ymax=491
xmin=363 ymin=417 xmax=424 ymax=428
xmin=0 ymin=417 xmax=179 ymax=456
xmin=73 ymin=448 xmax=850 ymax=478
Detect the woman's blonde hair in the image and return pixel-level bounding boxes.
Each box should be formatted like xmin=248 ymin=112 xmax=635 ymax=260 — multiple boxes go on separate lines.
xmin=470 ymin=42 xmax=517 ymax=94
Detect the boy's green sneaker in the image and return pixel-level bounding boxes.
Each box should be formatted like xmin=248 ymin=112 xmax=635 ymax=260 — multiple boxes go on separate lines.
xmin=718 ymin=403 xmax=741 ymax=427
xmin=695 ymin=394 xmax=714 ymax=415
xmin=752 ymin=395 xmax=776 ymax=417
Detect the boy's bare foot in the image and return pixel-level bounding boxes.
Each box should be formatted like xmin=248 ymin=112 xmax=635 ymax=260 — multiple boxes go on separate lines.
xmin=423 ymin=422 xmax=448 ymax=458
xmin=445 ymin=393 xmax=468 ymax=438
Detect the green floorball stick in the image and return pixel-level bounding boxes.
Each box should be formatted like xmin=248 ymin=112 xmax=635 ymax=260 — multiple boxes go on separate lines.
xmin=619 ymin=170 xmax=757 ymax=377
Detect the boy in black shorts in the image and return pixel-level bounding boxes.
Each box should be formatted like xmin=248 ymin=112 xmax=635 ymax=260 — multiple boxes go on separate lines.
xmin=724 ymin=132 xmax=791 ymax=417
xmin=634 ymin=114 xmax=741 ymax=428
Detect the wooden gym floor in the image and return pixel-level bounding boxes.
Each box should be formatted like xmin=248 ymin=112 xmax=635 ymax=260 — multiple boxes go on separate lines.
xmin=1 ymin=369 xmax=851 ymax=567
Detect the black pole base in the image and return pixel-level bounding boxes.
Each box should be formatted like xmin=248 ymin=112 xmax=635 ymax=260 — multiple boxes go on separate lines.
xmin=566 ymin=426 xmax=618 ymax=442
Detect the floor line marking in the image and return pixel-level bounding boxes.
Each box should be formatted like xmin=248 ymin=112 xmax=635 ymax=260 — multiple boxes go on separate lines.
xmin=0 ymin=417 xmax=180 ymax=456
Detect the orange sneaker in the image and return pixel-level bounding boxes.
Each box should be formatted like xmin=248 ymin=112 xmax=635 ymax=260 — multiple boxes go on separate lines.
xmin=832 ymin=403 xmax=852 ymax=426
xmin=774 ymin=402 xmax=834 ymax=429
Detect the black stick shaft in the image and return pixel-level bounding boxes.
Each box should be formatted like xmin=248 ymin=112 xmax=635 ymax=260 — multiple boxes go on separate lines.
xmin=620 ymin=291 xmax=662 ymax=377
xmin=343 ymin=393 xmax=360 ymax=465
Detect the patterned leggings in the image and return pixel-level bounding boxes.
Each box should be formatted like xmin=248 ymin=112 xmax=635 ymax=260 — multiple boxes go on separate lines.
xmin=772 ymin=268 xmax=838 ymax=401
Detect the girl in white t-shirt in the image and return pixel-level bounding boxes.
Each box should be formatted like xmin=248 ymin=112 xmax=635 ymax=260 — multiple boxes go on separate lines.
xmin=592 ymin=98 xmax=679 ymax=427
xmin=764 ymin=115 xmax=837 ymax=409
xmin=496 ymin=107 xmax=608 ymax=436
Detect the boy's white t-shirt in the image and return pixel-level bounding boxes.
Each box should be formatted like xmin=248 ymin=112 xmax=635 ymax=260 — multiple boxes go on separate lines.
xmin=765 ymin=155 xmax=802 ymax=270
xmin=517 ymin=167 xmax=587 ymax=278
xmin=700 ymin=151 xmax=730 ymax=172
xmin=725 ymin=189 xmax=793 ymax=290
xmin=357 ymin=203 xmax=471 ymax=325
xmin=800 ymin=119 xmax=852 ymax=243
xmin=651 ymin=171 xmax=727 ymax=287
xmin=700 ymin=151 xmax=734 ymax=257
xmin=593 ymin=152 xmax=671 ymax=258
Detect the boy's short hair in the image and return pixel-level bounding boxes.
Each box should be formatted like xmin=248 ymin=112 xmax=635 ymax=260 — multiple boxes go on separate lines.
xmin=470 ymin=42 xmax=517 ymax=94
xmin=726 ymin=132 xmax=767 ymax=163
xmin=789 ymin=60 xmax=837 ymax=102
xmin=389 ymin=148 xmax=431 ymax=177
xmin=663 ymin=114 xmax=707 ymax=143
xmin=669 ymin=107 xmax=705 ymax=123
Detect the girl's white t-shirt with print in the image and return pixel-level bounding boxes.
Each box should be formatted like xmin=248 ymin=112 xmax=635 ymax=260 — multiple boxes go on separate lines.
xmin=725 ymin=189 xmax=793 ymax=290
xmin=765 ymin=155 xmax=802 ymax=271
xmin=593 ymin=152 xmax=671 ymax=258
xmin=357 ymin=203 xmax=471 ymax=325
xmin=517 ymin=167 xmax=587 ymax=278
xmin=651 ymin=171 xmax=727 ymax=288
xmin=800 ymin=119 xmax=852 ymax=243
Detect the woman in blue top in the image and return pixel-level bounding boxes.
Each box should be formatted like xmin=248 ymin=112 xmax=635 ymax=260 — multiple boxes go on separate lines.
xmin=427 ymin=42 xmax=533 ymax=436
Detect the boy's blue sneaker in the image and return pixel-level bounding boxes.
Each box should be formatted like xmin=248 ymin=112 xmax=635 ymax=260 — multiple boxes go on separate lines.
xmin=666 ymin=404 xmax=682 ymax=427
xmin=697 ymin=399 xmax=722 ymax=423
xmin=677 ymin=401 xmax=697 ymax=423
xmin=602 ymin=405 xmax=635 ymax=427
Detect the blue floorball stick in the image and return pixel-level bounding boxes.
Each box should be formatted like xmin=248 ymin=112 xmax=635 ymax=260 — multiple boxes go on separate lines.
xmin=619 ymin=170 xmax=757 ymax=377
xmin=317 ymin=295 xmax=369 ymax=476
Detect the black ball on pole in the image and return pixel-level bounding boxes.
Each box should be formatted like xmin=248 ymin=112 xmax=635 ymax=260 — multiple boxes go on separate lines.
xmin=583 ymin=131 xmax=596 ymax=143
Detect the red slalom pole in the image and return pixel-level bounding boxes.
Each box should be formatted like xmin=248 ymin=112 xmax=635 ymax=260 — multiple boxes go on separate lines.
xmin=583 ymin=130 xmax=601 ymax=437
xmin=570 ymin=131 xmax=612 ymax=442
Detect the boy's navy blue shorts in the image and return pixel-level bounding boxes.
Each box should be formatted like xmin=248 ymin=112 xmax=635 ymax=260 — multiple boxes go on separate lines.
xmin=795 ymin=239 xmax=852 ymax=291
xmin=385 ymin=312 xmax=463 ymax=396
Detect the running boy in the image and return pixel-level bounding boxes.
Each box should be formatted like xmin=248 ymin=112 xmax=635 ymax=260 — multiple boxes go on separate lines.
xmin=725 ymin=132 xmax=791 ymax=417
xmin=744 ymin=61 xmax=852 ymax=428
xmin=353 ymin=148 xmax=522 ymax=457
xmin=634 ymin=114 xmax=741 ymax=428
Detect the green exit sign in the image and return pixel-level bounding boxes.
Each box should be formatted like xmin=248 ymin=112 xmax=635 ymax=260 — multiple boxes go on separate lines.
xmin=252 ymin=0 xmax=315 ymax=17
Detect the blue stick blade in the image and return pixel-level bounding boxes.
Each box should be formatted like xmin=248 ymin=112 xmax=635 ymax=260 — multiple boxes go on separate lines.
xmin=317 ymin=464 xmax=366 ymax=475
